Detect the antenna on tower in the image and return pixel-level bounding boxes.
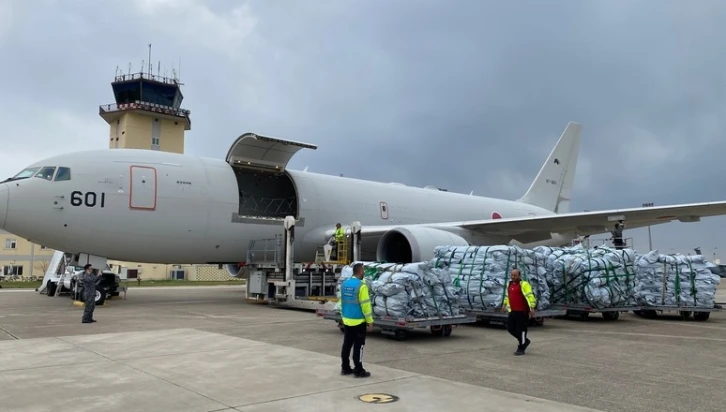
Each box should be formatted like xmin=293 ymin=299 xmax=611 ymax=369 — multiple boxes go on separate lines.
xmin=148 ymin=43 xmax=152 ymax=75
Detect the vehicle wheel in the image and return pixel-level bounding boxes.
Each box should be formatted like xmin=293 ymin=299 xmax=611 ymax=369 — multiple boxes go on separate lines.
xmin=534 ymin=318 xmax=545 ymax=326
xmin=602 ymin=311 xmax=619 ymax=321
xmin=46 ymin=281 xmax=56 ymax=296
xmin=679 ymin=311 xmax=692 ymax=321
xmin=641 ymin=310 xmax=658 ymax=319
xmin=430 ymin=325 xmax=444 ymax=336
xmin=95 ymin=288 xmax=106 ymax=306
xmin=443 ymin=325 xmax=453 ymax=337
xmin=693 ymin=312 xmax=710 ymax=321
xmin=394 ymin=329 xmax=407 ymax=341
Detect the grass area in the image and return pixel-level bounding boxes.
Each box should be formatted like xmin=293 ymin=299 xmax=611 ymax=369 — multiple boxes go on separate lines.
xmin=0 ymin=281 xmax=42 ymax=289
xmin=0 ymin=279 xmax=245 ymax=289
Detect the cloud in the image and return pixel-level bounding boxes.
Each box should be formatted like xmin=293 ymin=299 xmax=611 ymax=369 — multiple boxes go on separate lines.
xmin=0 ymin=1 xmax=12 ymax=42
xmin=1 ymin=0 xmax=726 ymax=257
xmin=131 ymin=0 xmax=258 ymax=58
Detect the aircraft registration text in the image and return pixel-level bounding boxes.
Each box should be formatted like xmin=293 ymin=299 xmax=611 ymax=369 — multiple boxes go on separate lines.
xmin=70 ymin=191 xmax=106 ymax=208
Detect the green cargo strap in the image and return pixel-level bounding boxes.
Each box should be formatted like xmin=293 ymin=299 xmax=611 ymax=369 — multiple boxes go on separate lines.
xmin=674 ymin=262 xmax=682 ymax=306
xmin=687 ymin=260 xmax=697 ymax=306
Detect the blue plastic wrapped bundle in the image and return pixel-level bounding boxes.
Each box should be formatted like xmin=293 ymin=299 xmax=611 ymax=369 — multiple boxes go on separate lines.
xmin=431 ymin=245 xmax=550 ymax=311
xmin=334 ymin=261 xmax=464 ymax=319
xmin=633 ymin=251 xmax=721 ymax=308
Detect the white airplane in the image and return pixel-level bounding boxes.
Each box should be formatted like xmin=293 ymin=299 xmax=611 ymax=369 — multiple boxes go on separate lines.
xmin=1 ymin=121 xmax=726 ymax=279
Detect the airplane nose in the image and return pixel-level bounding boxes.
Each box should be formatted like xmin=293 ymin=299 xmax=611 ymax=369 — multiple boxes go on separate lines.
xmin=0 ymin=184 xmax=7 ymax=229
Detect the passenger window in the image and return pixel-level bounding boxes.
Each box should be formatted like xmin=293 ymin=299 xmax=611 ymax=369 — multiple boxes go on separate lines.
xmin=55 ymin=167 xmax=71 ymax=181
xmin=34 ymin=166 xmax=57 ymax=181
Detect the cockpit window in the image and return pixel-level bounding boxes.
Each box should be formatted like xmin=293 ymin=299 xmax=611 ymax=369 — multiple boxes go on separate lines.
xmin=34 ymin=166 xmax=57 ymax=181
xmin=11 ymin=167 xmax=40 ymax=180
xmin=55 ymin=167 xmax=71 ymax=181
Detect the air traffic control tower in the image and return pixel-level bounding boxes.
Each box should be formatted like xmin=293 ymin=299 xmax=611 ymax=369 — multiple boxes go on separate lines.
xmin=98 ymin=71 xmax=191 ymax=154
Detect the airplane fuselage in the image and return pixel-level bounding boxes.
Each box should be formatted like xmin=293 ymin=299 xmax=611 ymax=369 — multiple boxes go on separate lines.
xmin=0 ymin=149 xmax=570 ymax=265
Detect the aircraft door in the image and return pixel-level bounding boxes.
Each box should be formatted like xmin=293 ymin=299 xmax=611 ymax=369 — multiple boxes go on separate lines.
xmin=129 ymin=166 xmax=157 ymax=210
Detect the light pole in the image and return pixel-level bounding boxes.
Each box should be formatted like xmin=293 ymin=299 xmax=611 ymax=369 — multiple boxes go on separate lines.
xmin=642 ymin=202 xmax=654 ymax=251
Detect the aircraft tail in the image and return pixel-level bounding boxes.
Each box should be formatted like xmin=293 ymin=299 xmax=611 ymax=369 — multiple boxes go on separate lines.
xmin=517 ymin=121 xmax=582 ymax=214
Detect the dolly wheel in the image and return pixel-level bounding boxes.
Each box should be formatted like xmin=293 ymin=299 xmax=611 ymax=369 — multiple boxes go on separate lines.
xmin=443 ymin=325 xmax=453 ymax=337
xmin=693 ymin=312 xmax=710 ymax=321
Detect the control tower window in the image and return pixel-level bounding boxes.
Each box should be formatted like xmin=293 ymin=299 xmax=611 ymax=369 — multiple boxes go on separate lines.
xmin=34 ymin=166 xmax=57 ymax=181
xmin=55 ymin=167 xmax=71 ymax=181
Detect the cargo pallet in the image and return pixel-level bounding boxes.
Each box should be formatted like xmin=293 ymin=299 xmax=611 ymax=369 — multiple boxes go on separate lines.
xmin=316 ymin=309 xmax=477 ymax=341
xmin=466 ymin=308 xmax=567 ymax=327
xmin=632 ymin=304 xmax=723 ymax=321
xmin=550 ymin=304 xmax=638 ymax=321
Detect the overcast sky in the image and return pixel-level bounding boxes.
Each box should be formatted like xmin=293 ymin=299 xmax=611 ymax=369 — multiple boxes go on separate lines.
xmin=1 ymin=0 xmax=725 ymax=259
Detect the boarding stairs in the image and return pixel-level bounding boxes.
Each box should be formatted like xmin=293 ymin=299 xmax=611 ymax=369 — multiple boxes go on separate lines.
xmin=37 ymin=251 xmax=75 ymax=295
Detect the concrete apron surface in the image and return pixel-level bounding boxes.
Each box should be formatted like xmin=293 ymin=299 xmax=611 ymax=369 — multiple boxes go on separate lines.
xmin=0 ymin=328 xmax=602 ymax=412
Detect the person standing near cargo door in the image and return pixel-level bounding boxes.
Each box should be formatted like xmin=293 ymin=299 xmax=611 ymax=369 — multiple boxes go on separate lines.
xmin=340 ymin=263 xmax=374 ymax=378
xmin=81 ymin=264 xmax=99 ymax=324
xmin=502 ymin=268 xmax=536 ymax=355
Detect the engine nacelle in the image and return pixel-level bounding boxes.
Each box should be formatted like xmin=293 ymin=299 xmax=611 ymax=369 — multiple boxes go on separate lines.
xmin=376 ymin=226 xmax=469 ymax=263
xmin=224 ymin=263 xmax=248 ymax=279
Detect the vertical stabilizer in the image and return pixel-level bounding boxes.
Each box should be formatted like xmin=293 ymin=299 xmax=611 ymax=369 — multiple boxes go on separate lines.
xmin=517 ymin=122 xmax=582 ymax=213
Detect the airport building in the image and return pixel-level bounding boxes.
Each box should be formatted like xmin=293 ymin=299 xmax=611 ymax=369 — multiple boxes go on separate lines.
xmin=0 ymin=231 xmax=55 ymax=279
xmin=1 ymin=65 xmax=235 ymax=282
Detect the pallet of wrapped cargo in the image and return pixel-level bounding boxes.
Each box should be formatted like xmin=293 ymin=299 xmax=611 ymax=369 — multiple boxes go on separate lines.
xmin=321 ymin=261 xmax=476 ymax=340
xmin=535 ymin=245 xmax=638 ymax=320
xmin=431 ymin=245 xmax=563 ymax=327
xmin=632 ymin=251 xmax=722 ymax=321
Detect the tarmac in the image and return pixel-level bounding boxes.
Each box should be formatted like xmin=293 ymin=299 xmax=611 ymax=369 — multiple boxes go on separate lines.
xmin=1 ymin=284 xmax=725 ymax=412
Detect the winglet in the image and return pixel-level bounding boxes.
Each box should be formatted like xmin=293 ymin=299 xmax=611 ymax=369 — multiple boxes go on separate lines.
xmin=517 ymin=122 xmax=582 ymax=213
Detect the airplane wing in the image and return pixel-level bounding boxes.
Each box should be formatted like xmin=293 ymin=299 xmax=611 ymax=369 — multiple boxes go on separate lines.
xmin=330 ymin=201 xmax=726 ymax=243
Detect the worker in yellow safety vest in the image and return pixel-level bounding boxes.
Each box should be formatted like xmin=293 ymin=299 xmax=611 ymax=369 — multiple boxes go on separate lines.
xmin=501 ymin=268 xmax=537 ymax=356
xmin=334 ymin=223 xmax=345 ymax=242
xmin=339 ymin=263 xmax=374 ymax=378
xmin=331 ymin=223 xmax=345 ymax=260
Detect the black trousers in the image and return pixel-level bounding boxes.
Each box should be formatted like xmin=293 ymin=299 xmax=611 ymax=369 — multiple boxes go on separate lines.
xmin=507 ymin=311 xmax=529 ymax=350
xmin=341 ymin=322 xmax=367 ymax=372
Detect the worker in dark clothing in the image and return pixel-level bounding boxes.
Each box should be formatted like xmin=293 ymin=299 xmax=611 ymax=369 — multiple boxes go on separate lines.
xmin=501 ymin=268 xmax=537 ymax=356
xmin=81 ymin=264 xmax=99 ymax=324
xmin=340 ymin=263 xmax=374 ymax=378
xmin=612 ymin=220 xmax=625 ymax=250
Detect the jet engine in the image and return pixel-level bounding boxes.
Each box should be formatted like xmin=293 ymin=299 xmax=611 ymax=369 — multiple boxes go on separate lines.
xmin=224 ymin=263 xmax=248 ymax=279
xmin=376 ymin=226 xmax=469 ymax=263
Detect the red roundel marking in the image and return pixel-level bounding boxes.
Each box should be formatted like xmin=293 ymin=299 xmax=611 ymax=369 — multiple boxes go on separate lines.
xmin=491 ymin=212 xmax=502 ymax=219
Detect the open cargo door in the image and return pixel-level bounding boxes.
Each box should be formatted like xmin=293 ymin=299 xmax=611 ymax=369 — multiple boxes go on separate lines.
xmin=226 ymin=133 xmax=317 ymax=172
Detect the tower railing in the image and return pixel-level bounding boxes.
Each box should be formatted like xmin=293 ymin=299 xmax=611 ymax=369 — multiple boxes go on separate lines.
xmin=99 ymin=101 xmax=190 ymax=118
xmin=114 ymin=72 xmax=181 ymax=85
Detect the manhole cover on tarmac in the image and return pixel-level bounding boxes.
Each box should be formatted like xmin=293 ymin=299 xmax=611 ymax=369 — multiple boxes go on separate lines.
xmin=357 ymin=393 xmax=400 ymax=404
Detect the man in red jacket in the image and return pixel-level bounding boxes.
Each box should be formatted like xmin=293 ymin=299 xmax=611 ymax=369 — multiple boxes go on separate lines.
xmin=501 ymin=268 xmax=537 ymax=355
